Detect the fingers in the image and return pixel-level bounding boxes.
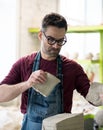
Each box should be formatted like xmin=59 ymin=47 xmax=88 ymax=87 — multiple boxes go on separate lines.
xmin=28 ymin=70 xmax=47 ymax=87
xmin=34 ymin=70 xmax=47 ymax=83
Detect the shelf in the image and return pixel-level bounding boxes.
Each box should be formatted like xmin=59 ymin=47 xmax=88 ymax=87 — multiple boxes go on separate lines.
xmin=67 ymin=25 xmax=103 ymax=33
xmin=28 ymin=28 xmax=40 ymax=33
xmin=28 ymin=25 xmax=103 ymax=33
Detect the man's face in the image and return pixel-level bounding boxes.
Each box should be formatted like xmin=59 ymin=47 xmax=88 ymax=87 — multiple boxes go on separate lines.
xmin=38 ymin=26 xmax=66 ymax=60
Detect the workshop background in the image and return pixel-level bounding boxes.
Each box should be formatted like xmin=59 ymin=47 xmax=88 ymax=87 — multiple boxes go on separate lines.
xmin=0 ymin=0 xmax=103 ymax=129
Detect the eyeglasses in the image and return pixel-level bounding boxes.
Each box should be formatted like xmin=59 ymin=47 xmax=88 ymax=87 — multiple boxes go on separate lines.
xmin=43 ymin=32 xmax=67 ymax=46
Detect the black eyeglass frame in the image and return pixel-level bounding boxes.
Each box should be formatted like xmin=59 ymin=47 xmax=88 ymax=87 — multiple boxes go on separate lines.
xmin=43 ymin=31 xmax=67 ymax=46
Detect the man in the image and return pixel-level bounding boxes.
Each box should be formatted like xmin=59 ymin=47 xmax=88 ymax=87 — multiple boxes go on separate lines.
xmin=0 ymin=13 xmax=103 ymax=130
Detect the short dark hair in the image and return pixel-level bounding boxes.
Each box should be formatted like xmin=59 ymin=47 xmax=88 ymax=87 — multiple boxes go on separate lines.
xmin=41 ymin=12 xmax=67 ymax=32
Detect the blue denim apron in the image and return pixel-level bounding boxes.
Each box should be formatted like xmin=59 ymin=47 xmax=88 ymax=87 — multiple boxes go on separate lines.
xmin=21 ymin=52 xmax=63 ymax=130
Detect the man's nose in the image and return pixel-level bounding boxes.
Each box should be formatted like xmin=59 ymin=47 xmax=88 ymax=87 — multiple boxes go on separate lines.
xmin=52 ymin=43 xmax=60 ymax=48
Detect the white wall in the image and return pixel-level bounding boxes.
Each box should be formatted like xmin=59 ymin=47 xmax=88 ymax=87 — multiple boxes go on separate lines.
xmin=17 ymin=0 xmax=59 ymax=57
xmin=0 ymin=0 xmax=17 ymax=80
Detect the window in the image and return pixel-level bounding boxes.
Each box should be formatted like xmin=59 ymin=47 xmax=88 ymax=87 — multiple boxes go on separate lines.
xmin=0 ymin=0 xmax=17 ymax=80
xmin=59 ymin=0 xmax=102 ymax=64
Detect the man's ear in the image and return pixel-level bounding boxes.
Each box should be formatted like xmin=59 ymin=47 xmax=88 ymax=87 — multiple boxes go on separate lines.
xmin=38 ymin=31 xmax=43 ymax=40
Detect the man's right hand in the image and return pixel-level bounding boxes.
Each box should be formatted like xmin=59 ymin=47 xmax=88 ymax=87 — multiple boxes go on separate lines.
xmin=26 ymin=70 xmax=47 ymax=89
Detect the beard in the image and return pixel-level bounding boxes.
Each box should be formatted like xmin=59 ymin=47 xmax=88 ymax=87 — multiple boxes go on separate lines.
xmin=43 ymin=46 xmax=61 ymax=58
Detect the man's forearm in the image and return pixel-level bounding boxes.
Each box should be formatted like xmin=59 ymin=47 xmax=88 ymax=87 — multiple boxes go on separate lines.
xmin=0 ymin=81 xmax=29 ymax=102
xmin=0 ymin=70 xmax=47 ymax=102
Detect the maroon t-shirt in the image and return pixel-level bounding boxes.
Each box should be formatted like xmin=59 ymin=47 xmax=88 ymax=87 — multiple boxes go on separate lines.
xmin=0 ymin=52 xmax=90 ymax=113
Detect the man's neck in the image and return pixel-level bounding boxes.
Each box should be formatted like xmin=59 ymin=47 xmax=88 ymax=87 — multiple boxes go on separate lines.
xmin=41 ymin=52 xmax=57 ymax=61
